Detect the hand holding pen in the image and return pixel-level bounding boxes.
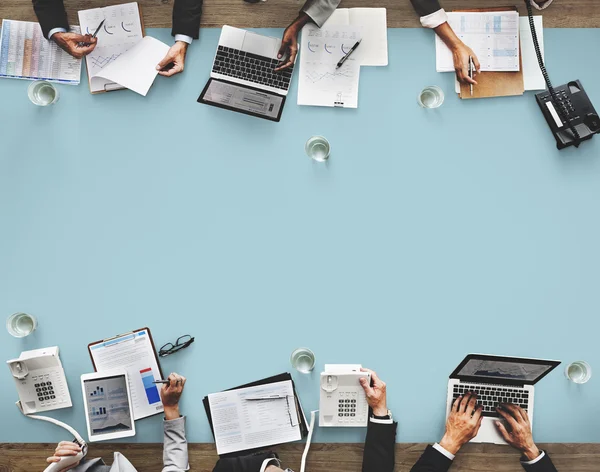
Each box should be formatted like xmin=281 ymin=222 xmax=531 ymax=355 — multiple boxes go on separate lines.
xmin=77 ymin=19 xmax=105 ymax=47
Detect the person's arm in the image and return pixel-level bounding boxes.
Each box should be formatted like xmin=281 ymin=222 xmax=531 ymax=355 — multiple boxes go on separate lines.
xmin=157 ymin=0 xmax=203 ymax=77
xmin=359 ymin=368 xmax=397 ymax=472
xmin=44 ymin=441 xmax=84 ymax=472
xmin=532 ymin=0 xmax=554 ymax=10
xmin=161 ymin=373 xmax=189 ymax=472
xmin=411 ymin=392 xmax=483 ymax=472
xmin=409 ymin=0 xmax=480 ymax=84
xmin=494 ymin=404 xmax=558 ymax=472
xmin=301 ymin=0 xmax=341 ymax=28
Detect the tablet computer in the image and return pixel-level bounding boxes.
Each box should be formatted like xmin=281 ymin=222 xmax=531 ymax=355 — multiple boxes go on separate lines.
xmin=81 ymin=371 xmax=136 ymax=442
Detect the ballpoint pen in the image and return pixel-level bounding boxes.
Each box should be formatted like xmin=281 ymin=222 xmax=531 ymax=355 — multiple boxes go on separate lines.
xmin=78 ymin=19 xmax=105 ymax=47
xmin=469 ymin=56 xmax=474 ymax=96
xmin=152 ymin=380 xmax=171 ymax=385
xmin=336 ymin=39 xmax=362 ymax=69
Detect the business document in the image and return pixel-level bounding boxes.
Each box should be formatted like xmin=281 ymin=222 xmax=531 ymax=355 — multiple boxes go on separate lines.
xmin=208 ymin=380 xmax=302 ymax=455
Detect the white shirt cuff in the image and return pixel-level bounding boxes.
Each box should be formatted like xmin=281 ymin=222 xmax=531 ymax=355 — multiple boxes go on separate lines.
xmin=531 ymin=0 xmax=553 ymax=10
xmin=48 ymin=27 xmax=67 ymax=40
xmin=433 ymin=443 xmax=455 ymax=461
xmin=260 ymin=458 xmax=281 ymax=472
xmin=521 ymin=450 xmax=546 ymax=465
xmin=174 ymin=34 xmax=193 ymax=45
xmin=420 ymin=8 xmax=448 ymax=29
xmin=369 ymin=416 xmax=394 ymax=425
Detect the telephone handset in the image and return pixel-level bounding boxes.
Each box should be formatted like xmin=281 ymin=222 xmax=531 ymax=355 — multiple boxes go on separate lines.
xmin=7 ymin=346 xmax=73 ymax=414
xmin=526 ymin=0 xmax=600 ymax=149
xmin=319 ymin=364 xmax=370 ymax=427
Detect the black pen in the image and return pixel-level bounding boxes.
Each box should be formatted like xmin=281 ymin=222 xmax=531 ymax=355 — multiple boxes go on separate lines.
xmin=468 ymin=55 xmax=474 ymax=96
xmin=78 ymin=19 xmax=105 ymax=47
xmin=336 ymin=39 xmax=361 ymax=69
xmin=152 ymin=380 xmax=170 ymax=385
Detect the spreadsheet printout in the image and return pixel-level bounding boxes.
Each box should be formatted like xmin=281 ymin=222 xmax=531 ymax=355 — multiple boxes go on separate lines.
xmin=436 ymin=11 xmax=520 ymax=73
xmin=0 ymin=20 xmax=81 ymax=84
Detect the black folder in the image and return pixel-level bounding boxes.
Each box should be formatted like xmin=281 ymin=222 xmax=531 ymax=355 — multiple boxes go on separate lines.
xmin=202 ymin=372 xmax=308 ymax=457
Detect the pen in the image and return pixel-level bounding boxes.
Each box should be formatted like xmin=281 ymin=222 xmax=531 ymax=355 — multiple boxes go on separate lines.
xmin=245 ymin=395 xmax=288 ymax=401
xmin=336 ymin=39 xmax=361 ymax=69
xmin=152 ymin=380 xmax=170 ymax=385
xmin=78 ymin=19 xmax=105 ymax=47
xmin=469 ymin=56 xmax=474 ymax=96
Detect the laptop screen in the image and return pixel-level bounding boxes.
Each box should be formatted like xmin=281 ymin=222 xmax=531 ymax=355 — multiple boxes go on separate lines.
xmin=452 ymin=355 xmax=560 ymax=384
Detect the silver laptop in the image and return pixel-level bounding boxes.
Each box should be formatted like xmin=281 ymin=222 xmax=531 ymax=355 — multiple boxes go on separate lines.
xmin=446 ymin=354 xmax=560 ymax=444
xmin=198 ymin=25 xmax=294 ymax=122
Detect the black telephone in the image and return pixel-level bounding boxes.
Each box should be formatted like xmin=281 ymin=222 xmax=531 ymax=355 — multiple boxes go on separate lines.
xmin=526 ymin=0 xmax=600 ymax=149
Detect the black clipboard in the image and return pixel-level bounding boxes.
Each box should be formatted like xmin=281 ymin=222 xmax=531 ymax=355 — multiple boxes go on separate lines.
xmin=203 ymin=372 xmax=308 ymax=457
xmin=87 ymin=327 xmax=164 ymax=419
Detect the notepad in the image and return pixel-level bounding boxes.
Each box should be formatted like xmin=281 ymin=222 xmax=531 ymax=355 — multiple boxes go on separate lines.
xmin=207 ymin=380 xmax=302 ymax=455
xmin=436 ymin=11 xmax=520 ymax=73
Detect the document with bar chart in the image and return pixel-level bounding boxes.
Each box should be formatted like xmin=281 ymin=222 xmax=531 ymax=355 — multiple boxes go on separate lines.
xmin=78 ymin=2 xmax=143 ymax=93
xmin=83 ymin=374 xmax=133 ymax=435
xmin=0 ymin=20 xmax=81 ymax=84
xmin=88 ymin=328 xmax=164 ymax=420
xmin=435 ymin=11 xmax=520 ymax=72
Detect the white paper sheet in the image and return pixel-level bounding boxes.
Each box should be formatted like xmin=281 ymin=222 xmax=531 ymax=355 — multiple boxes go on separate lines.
xmin=321 ymin=8 xmax=388 ymax=66
xmin=208 ymin=380 xmax=302 ymax=455
xmin=436 ymin=11 xmax=520 ymax=72
xmin=519 ymin=16 xmax=545 ymax=91
xmin=298 ymin=25 xmax=361 ymax=108
xmin=92 ymin=36 xmax=169 ymax=96
xmin=89 ymin=329 xmax=164 ymax=420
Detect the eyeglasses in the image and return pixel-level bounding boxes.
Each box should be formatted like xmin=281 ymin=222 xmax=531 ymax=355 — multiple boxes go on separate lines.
xmin=159 ymin=335 xmax=195 ymax=357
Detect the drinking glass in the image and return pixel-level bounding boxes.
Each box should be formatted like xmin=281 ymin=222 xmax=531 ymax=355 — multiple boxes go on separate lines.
xmin=7 ymin=312 xmax=38 ymax=337
xmin=565 ymin=361 xmax=592 ymax=384
xmin=418 ymin=86 xmax=444 ymax=109
xmin=290 ymin=347 xmax=316 ymax=373
xmin=28 ymin=81 xmax=59 ymax=106
xmin=305 ymin=136 xmax=330 ymax=162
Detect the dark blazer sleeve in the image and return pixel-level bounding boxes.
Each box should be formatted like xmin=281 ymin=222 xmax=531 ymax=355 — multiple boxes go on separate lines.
xmin=521 ymin=452 xmax=558 ymax=472
xmin=171 ymin=0 xmax=203 ymax=39
xmin=362 ymin=421 xmax=397 ymax=472
xmin=410 ymin=445 xmax=453 ymax=472
xmin=32 ymin=0 xmax=69 ymax=39
xmin=410 ymin=0 xmax=443 ymax=17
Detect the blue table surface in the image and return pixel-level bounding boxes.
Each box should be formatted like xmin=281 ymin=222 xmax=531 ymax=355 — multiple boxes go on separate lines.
xmin=1 ymin=27 xmax=600 ymax=445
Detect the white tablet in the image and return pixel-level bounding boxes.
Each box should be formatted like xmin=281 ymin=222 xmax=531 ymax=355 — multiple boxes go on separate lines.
xmin=81 ymin=371 xmax=136 ymax=442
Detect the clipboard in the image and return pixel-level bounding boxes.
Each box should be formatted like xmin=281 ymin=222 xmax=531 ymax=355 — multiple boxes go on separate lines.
xmin=203 ymin=372 xmax=309 ymax=457
xmin=457 ymin=6 xmax=525 ymax=100
xmin=88 ymin=327 xmax=165 ymax=420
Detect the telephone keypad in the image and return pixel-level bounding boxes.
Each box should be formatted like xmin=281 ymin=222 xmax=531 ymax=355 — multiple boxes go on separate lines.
xmin=338 ymin=398 xmax=357 ymax=417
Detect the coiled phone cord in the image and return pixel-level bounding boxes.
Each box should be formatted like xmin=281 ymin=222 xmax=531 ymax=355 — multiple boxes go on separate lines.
xmin=525 ymin=0 xmax=581 ymax=147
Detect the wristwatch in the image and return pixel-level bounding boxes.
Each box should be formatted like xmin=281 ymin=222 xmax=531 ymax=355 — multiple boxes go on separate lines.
xmin=372 ymin=409 xmax=393 ymax=420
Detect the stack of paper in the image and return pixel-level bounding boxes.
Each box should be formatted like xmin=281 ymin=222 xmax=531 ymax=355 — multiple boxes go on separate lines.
xmin=297 ymin=8 xmax=388 ymax=108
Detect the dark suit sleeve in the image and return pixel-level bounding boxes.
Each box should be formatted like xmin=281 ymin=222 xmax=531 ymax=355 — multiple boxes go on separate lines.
xmin=410 ymin=0 xmax=443 ymax=17
xmin=410 ymin=445 xmax=453 ymax=472
xmin=521 ymin=452 xmax=558 ymax=472
xmin=361 ymin=421 xmax=397 ymax=472
xmin=171 ymin=0 xmax=203 ymax=39
xmin=32 ymin=0 xmax=69 ymax=39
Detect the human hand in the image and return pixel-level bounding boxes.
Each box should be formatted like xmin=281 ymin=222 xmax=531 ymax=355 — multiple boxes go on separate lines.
xmin=52 ymin=33 xmax=97 ymax=59
xmin=439 ymin=392 xmax=483 ymax=455
xmin=451 ymin=42 xmax=481 ymax=85
xmin=156 ymin=41 xmax=188 ymax=77
xmin=359 ymin=368 xmax=388 ymax=417
xmin=274 ymin=23 xmax=300 ymax=71
xmin=46 ymin=441 xmax=82 ymax=472
xmin=160 ymin=372 xmax=186 ymax=420
xmin=495 ymin=404 xmax=541 ymax=461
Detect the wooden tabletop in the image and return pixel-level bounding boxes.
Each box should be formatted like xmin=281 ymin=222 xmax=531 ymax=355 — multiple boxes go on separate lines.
xmin=1 ymin=0 xmax=599 ymax=29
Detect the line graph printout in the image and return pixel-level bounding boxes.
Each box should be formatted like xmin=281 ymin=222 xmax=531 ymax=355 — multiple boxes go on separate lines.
xmin=78 ymin=2 xmax=143 ymax=92
xmin=436 ymin=11 xmax=520 ymax=72
xmin=0 ymin=20 xmax=82 ymax=84
xmin=298 ymin=25 xmax=361 ymax=108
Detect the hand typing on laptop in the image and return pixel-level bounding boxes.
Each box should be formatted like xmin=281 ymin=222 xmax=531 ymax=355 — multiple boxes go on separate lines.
xmin=438 ymin=392 xmax=484 ymax=455
xmin=495 ymin=403 xmax=542 ymax=461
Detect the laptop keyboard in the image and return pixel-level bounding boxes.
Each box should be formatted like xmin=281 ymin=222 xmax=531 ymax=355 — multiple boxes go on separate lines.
xmin=452 ymin=383 xmax=529 ymax=417
xmin=212 ymin=46 xmax=293 ymax=91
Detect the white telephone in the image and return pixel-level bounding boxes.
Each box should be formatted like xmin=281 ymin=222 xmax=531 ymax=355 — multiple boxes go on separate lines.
xmin=7 ymin=346 xmax=73 ymax=414
xmin=319 ymin=364 xmax=370 ymax=427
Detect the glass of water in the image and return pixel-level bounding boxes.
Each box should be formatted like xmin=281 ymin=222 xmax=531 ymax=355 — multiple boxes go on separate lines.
xmin=28 ymin=80 xmax=59 ymax=106
xmin=418 ymin=85 xmax=444 ymax=109
xmin=305 ymin=136 xmax=330 ymax=162
xmin=6 ymin=312 xmax=38 ymax=338
xmin=565 ymin=361 xmax=592 ymax=384
xmin=290 ymin=347 xmax=316 ymax=373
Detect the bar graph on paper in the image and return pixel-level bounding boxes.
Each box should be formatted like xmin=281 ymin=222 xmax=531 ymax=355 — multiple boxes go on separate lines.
xmin=436 ymin=11 xmax=520 ymax=72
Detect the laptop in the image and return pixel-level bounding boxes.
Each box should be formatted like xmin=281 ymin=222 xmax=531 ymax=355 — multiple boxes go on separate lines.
xmin=198 ymin=25 xmax=295 ymax=122
xmin=446 ymin=354 xmax=560 ymax=444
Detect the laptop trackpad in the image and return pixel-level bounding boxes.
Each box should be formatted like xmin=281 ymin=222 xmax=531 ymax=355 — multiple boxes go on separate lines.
xmin=242 ymin=31 xmax=279 ymax=59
